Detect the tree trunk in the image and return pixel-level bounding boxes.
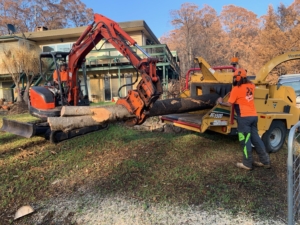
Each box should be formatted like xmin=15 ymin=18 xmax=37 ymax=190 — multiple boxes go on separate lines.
xmin=23 ymin=75 xmax=36 ymax=104
xmin=48 ymin=116 xmax=102 ymax=132
xmin=49 ymin=105 xmax=136 ymax=132
xmin=148 ymin=93 xmax=219 ymax=117
xmin=15 ymin=86 xmax=23 ymax=103
xmin=23 ymin=81 xmax=30 ymax=104
xmin=60 ymin=104 xmax=132 ymax=118
xmin=48 ymin=93 xmax=219 ymax=132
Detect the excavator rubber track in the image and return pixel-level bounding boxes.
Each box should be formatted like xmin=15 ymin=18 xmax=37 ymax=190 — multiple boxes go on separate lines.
xmin=47 ymin=124 xmax=109 ymax=143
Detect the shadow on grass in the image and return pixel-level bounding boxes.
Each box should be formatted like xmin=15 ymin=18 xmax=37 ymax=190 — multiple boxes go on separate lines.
xmin=0 ymin=133 xmax=21 ymax=144
xmin=0 ymin=137 xmax=47 ymax=157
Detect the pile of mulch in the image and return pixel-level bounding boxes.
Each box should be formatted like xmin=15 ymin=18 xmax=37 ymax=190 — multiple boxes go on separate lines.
xmin=8 ymin=101 xmax=29 ymax=115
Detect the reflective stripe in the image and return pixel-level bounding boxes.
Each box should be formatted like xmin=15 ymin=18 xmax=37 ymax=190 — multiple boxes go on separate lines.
xmin=244 ymin=133 xmax=251 ymax=159
xmin=238 ymin=132 xmax=245 ymax=141
xmin=239 ymin=132 xmax=251 ymax=159
xmin=243 ymin=146 xmax=248 ymax=159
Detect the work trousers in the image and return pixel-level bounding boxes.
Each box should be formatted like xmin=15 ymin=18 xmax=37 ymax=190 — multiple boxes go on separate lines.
xmin=237 ymin=116 xmax=270 ymax=168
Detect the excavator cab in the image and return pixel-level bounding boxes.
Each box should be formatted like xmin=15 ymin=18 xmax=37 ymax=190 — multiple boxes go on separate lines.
xmin=29 ymin=51 xmax=89 ymax=120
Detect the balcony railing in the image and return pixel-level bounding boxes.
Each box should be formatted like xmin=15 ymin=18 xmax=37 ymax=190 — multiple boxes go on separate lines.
xmin=85 ymin=44 xmax=180 ymax=74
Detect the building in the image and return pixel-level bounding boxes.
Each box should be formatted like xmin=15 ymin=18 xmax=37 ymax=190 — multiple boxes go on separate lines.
xmin=0 ymin=20 xmax=180 ymax=102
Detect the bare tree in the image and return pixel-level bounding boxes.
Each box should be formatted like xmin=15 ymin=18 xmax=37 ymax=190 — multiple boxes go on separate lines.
xmin=170 ymin=3 xmax=201 ymax=71
xmin=0 ymin=46 xmax=23 ymax=102
xmin=0 ymin=44 xmax=41 ymax=103
xmin=15 ymin=44 xmax=41 ymax=103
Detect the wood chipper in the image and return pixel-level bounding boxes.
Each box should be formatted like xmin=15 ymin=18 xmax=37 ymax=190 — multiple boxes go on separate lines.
xmin=162 ymin=52 xmax=300 ymax=153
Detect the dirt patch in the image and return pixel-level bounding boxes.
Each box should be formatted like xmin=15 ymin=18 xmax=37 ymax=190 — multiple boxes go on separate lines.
xmin=8 ymin=102 xmax=29 ymax=115
xmin=12 ymin=194 xmax=286 ymax=225
xmin=36 ymin=211 xmax=78 ymax=225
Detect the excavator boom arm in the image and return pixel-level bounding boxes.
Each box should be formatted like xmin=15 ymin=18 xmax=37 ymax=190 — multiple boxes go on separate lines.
xmin=67 ymin=14 xmax=162 ymax=124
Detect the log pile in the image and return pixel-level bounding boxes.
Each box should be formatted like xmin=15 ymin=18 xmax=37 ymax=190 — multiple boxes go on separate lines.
xmin=47 ymin=93 xmax=220 ymax=132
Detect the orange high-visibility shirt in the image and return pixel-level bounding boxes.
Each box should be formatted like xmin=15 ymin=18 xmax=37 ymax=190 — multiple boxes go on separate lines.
xmin=53 ymin=70 xmax=68 ymax=82
xmin=228 ymin=83 xmax=257 ymax=117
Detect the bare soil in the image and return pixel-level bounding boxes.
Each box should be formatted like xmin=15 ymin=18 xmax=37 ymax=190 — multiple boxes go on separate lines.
xmin=8 ymin=102 xmax=29 ymax=115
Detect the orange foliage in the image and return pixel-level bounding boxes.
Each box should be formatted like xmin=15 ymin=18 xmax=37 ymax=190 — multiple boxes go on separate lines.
xmin=163 ymin=2 xmax=300 ymax=81
xmin=0 ymin=0 xmax=93 ymax=34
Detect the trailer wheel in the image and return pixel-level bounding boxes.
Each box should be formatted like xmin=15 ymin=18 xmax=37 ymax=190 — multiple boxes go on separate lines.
xmin=262 ymin=120 xmax=287 ymax=153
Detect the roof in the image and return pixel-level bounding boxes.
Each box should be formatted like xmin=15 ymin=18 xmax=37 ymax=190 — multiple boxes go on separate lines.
xmin=0 ymin=35 xmax=22 ymax=42
xmin=0 ymin=20 xmax=160 ymax=44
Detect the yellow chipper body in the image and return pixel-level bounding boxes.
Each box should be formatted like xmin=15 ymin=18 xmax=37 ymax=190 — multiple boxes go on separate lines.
xmin=162 ymin=52 xmax=300 ymax=153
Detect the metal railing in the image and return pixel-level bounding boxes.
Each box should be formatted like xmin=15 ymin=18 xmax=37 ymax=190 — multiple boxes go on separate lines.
xmin=86 ymin=44 xmax=180 ymax=75
xmin=288 ymin=121 xmax=300 ymax=225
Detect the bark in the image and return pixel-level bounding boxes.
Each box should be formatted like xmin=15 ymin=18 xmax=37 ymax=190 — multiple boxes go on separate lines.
xmin=48 ymin=93 xmax=219 ymax=132
xmin=48 ymin=116 xmax=97 ymax=132
xmin=148 ymin=93 xmax=219 ymax=117
xmin=15 ymin=86 xmax=23 ymax=103
xmin=49 ymin=105 xmax=136 ymax=131
xmin=60 ymin=104 xmax=131 ymax=117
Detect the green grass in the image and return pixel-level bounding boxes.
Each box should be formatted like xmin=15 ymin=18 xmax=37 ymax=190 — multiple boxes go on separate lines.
xmin=0 ymin=113 xmax=288 ymax=223
xmin=89 ymin=101 xmax=116 ymax=106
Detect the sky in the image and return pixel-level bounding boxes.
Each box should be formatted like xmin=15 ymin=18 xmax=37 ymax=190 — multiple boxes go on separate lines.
xmin=82 ymin=0 xmax=295 ymax=38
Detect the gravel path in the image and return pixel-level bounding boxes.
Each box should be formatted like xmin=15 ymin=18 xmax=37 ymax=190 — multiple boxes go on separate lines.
xmin=25 ymin=193 xmax=286 ymax=225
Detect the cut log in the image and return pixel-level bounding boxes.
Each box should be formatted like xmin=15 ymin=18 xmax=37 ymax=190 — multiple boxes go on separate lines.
xmin=61 ymin=93 xmax=220 ymax=117
xmin=61 ymin=104 xmax=131 ymax=117
xmin=48 ymin=93 xmax=220 ymax=132
xmin=148 ymin=93 xmax=220 ymax=117
xmin=48 ymin=116 xmax=98 ymax=132
xmin=48 ymin=105 xmax=135 ymax=132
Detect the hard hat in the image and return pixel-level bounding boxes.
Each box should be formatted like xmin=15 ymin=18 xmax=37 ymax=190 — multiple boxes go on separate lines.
xmin=233 ymin=68 xmax=247 ymax=81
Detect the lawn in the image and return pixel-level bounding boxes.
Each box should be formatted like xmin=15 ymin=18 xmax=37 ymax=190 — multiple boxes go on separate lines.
xmin=0 ymin=113 xmax=288 ymax=223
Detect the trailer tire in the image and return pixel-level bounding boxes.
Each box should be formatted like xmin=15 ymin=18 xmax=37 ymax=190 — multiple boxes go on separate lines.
xmin=262 ymin=120 xmax=287 ymax=153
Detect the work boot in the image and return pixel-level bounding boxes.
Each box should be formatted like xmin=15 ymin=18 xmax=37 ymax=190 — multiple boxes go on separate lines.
xmin=236 ymin=162 xmax=252 ymax=171
xmin=253 ymin=161 xmax=271 ymax=169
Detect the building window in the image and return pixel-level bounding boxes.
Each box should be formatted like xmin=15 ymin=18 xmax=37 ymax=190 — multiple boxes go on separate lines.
xmin=104 ymin=75 xmax=111 ymax=101
xmin=43 ymin=45 xmax=56 ymax=52
xmin=57 ymin=44 xmax=72 ymax=52
xmin=125 ymin=74 xmax=132 ymax=94
xmin=111 ymin=76 xmax=119 ymax=99
xmin=42 ymin=43 xmax=73 ymax=52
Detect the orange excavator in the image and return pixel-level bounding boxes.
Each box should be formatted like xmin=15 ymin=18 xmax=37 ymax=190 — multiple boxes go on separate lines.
xmin=1 ymin=13 xmax=162 ymax=142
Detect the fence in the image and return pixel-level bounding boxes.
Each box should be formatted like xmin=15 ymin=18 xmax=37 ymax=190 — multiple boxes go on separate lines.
xmin=288 ymin=121 xmax=300 ymax=225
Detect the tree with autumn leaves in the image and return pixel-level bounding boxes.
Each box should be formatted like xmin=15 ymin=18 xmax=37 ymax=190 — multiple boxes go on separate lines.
xmin=0 ymin=0 xmax=93 ymax=35
xmin=161 ymin=2 xmax=300 ymax=85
